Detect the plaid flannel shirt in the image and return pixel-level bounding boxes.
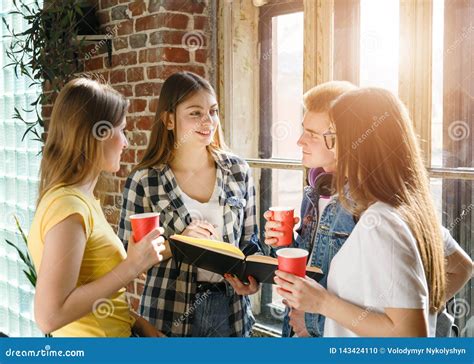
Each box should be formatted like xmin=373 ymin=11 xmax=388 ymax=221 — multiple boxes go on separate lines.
xmin=117 ymin=150 xmax=260 ymax=337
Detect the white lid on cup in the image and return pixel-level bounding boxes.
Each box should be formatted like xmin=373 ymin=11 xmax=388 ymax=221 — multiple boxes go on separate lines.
xmin=130 ymin=212 xmax=160 ymax=220
xmin=276 ymin=248 xmax=308 ymax=258
xmin=269 ymin=206 xmax=294 ymax=212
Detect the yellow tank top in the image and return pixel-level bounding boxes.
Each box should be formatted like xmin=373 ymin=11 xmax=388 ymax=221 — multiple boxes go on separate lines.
xmin=28 ymin=186 xmax=135 ymax=337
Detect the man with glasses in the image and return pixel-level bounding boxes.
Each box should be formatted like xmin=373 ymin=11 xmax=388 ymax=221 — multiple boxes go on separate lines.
xmin=264 ymin=81 xmax=358 ymax=337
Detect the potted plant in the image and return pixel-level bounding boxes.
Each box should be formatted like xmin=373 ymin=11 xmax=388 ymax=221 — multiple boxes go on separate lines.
xmin=3 ymin=0 xmax=100 ymax=142
xmin=4 ymin=215 xmax=53 ymax=337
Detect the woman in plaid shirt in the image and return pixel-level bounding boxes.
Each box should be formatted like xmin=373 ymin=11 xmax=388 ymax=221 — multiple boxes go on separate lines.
xmin=118 ymin=72 xmax=261 ymax=337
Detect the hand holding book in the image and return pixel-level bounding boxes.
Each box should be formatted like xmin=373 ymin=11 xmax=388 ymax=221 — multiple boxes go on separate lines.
xmin=169 ymin=235 xmax=323 ymax=285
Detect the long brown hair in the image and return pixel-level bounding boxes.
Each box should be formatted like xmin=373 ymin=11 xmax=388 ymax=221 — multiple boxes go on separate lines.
xmin=133 ymin=71 xmax=226 ymax=172
xmin=38 ymin=77 xmax=128 ymax=203
xmin=329 ymin=87 xmax=445 ymax=312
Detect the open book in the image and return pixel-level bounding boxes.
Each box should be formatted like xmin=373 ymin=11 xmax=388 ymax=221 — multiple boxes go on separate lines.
xmin=169 ymin=234 xmax=323 ymax=284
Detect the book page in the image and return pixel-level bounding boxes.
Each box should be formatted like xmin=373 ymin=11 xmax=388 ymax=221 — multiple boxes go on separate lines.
xmin=170 ymin=234 xmax=245 ymax=258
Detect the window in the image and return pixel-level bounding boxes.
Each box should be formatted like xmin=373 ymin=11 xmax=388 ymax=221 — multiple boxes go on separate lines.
xmin=220 ymin=0 xmax=473 ymax=335
xmin=0 ymin=0 xmax=42 ymax=336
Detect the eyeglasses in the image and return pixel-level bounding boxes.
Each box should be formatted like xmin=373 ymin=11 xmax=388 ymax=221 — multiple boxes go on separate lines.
xmin=322 ymin=130 xmax=336 ymax=150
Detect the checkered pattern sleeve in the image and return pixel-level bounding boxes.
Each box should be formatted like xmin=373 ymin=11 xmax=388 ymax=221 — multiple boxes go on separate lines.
xmin=117 ymin=169 xmax=152 ymax=248
xmin=239 ymin=163 xmax=261 ymax=253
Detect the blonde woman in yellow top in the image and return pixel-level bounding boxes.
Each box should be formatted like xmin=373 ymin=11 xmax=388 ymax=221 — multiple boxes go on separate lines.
xmin=28 ymin=78 xmax=166 ymax=337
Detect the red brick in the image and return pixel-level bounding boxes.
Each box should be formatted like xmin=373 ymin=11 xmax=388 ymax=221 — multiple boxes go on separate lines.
xmin=150 ymin=0 xmax=205 ymax=14
xmin=195 ymin=49 xmax=207 ymax=63
xmin=129 ymin=33 xmax=147 ymax=48
xmin=150 ymin=30 xmax=199 ymax=46
xmin=110 ymin=69 xmax=126 ymax=84
xmin=136 ymin=281 xmax=145 ymax=295
xmin=130 ymin=297 xmax=140 ymax=312
xmin=135 ymin=115 xmax=156 ymax=130
xmin=126 ymin=281 xmax=135 ymax=293
xmin=136 ymin=149 xmax=147 ymax=162
xmin=113 ymin=36 xmax=128 ymax=50
xmin=116 ymin=19 xmax=134 ymax=36
xmin=85 ymin=56 xmax=104 ymax=71
xmin=135 ymin=13 xmax=189 ymax=32
xmin=101 ymin=0 xmax=118 ymax=9
xmin=112 ymin=51 xmax=137 ymax=67
xmin=128 ymin=131 xmax=148 ymax=147
xmin=104 ymin=195 xmax=115 ymax=206
xmin=97 ymin=10 xmax=110 ymax=24
xmin=105 ymin=208 xmax=120 ymax=226
xmin=83 ymin=44 xmax=97 ymax=54
xmin=194 ymin=15 xmax=208 ymax=30
xmin=129 ymin=98 xmax=147 ymax=113
xmin=117 ymin=178 xmax=127 ymax=192
xmin=129 ymin=0 xmax=146 ymax=16
xmin=112 ymin=84 xmax=133 ymax=97
xmin=121 ymin=149 xmax=136 ymax=164
xmin=116 ymin=163 xmax=132 ymax=177
xmin=135 ymin=82 xmax=162 ymax=97
xmin=138 ymin=49 xmax=147 ymax=63
xmin=111 ymin=5 xmax=129 ymax=21
xmin=41 ymin=105 xmax=52 ymax=118
xmin=43 ymin=80 xmax=53 ymax=92
xmin=141 ymin=47 xmax=164 ymax=63
xmin=127 ymin=67 xmax=144 ymax=82
xmin=163 ymin=47 xmax=189 ymax=63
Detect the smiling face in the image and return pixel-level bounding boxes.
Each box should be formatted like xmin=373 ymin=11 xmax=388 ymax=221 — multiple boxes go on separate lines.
xmin=169 ymin=90 xmax=219 ymax=148
xmin=297 ymin=111 xmax=336 ymax=172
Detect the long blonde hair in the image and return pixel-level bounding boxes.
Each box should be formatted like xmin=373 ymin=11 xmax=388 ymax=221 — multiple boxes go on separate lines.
xmin=38 ymin=78 xmax=128 ymax=203
xmin=329 ymin=87 xmax=445 ymax=312
xmin=133 ymin=72 xmax=226 ymax=172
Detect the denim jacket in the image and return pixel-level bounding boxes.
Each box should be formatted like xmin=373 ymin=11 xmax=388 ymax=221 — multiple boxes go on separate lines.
xmin=280 ymin=185 xmax=356 ymax=337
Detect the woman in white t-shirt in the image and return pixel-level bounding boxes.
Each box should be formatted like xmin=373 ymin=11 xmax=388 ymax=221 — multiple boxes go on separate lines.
xmin=274 ymin=88 xmax=446 ymax=337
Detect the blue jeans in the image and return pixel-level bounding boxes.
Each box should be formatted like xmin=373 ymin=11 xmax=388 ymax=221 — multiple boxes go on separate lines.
xmin=191 ymin=291 xmax=233 ymax=337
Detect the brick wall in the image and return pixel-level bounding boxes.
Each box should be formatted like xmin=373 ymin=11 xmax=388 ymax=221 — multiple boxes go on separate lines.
xmin=42 ymin=0 xmax=215 ymax=311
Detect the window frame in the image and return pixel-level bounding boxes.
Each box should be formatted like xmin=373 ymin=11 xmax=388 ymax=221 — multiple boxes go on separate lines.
xmin=218 ymin=0 xmax=474 ymax=334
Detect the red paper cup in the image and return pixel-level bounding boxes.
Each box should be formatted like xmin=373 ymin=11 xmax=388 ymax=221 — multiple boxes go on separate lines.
xmin=276 ymin=248 xmax=308 ymax=278
xmin=130 ymin=212 xmax=160 ymax=243
xmin=269 ymin=207 xmax=295 ymax=246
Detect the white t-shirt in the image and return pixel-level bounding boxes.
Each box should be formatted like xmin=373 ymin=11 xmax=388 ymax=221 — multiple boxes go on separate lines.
xmin=180 ymin=184 xmax=225 ymax=283
xmin=441 ymin=225 xmax=459 ymax=256
xmin=323 ymin=201 xmax=437 ymax=337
